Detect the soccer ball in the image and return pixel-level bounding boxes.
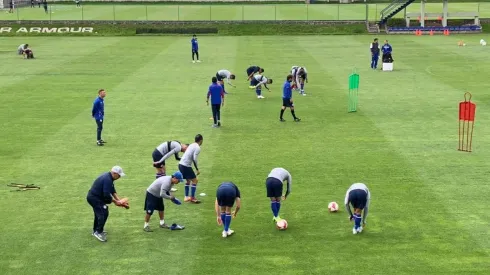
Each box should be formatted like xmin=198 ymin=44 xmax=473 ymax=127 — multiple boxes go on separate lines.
xmin=276 ymin=219 xmax=288 ymax=230
xmin=328 ymin=202 xmax=339 ymax=212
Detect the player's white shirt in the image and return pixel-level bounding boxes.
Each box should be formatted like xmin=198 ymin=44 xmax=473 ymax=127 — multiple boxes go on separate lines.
xmin=253 ymin=74 xmax=268 ymax=85
xmin=18 ymin=44 xmax=25 ymax=50
xmin=179 ymin=143 xmax=200 ymax=168
xmin=344 ymin=183 xmax=371 ymax=205
xmin=217 ymin=69 xmax=233 ymax=85
xmin=480 ymin=39 xmax=487 ymax=46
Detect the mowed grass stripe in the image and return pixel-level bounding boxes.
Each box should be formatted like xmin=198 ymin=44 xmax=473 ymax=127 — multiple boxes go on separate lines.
xmin=381 ymin=36 xmax=490 ymax=258
xmin=0 ymin=37 xmax=193 ymax=274
xmin=347 ymin=35 xmax=490 ymax=262
xmin=297 ymin=35 xmax=490 ymax=272
xmin=0 ymin=37 xmax=126 ymax=164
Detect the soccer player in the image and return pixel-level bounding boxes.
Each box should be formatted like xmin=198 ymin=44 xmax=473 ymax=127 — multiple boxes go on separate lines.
xmin=370 ymin=38 xmax=380 ymax=70
xmin=23 ymin=47 xmax=34 ymax=59
xmin=191 ymin=34 xmax=200 ymax=63
xmin=179 ymin=134 xmax=203 ymax=203
xmin=291 ymin=66 xmax=308 ymax=96
xmin=280 ymin=74 xmax=301 ymax=122
xmin=246 ymin=66 xmax=263 ymax=81
xmin=91 ymin=89 xmax=106 ymax=146
xmin=17 ymin=44 xmax=27 ymax=55
xmin=206 ymin=76 xmax=225 ymax=128
xmin=76 ymin=0 xmax=81 ymax=8
xmin=216 ymin=69 xmax=236 ymax=94
xmin=250 ymin=74 xmax=272 ymax=99
xmin=215 ymin=182 xmax=241 ymax=238
xmin=381 ymin=40 xmax=393 ymax=64
xmin=86 ymin=166 xmax=126 ymax=242
xmin=43 ymin=0 xmax=48 ymax=14
xmin=152 ymin=141 xmax=188 ymax=178
xmin=144 ymin=172 xmax=184 ymax=232
xmin=344 ymin=183 xmax=371 ymax=235
xmin=265 ymin=167 xmax=292 ymax=222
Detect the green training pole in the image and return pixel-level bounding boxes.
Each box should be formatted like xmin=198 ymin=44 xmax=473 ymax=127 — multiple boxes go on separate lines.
xmin=348 ymin=69 xmax=360 ymax=113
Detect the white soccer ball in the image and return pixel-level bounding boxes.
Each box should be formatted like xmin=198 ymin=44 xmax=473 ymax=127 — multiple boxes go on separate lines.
xmin=328 ymin=202 xmax=339 ymax=212
xmin=276 ymin=219 xmax=288 ymax=230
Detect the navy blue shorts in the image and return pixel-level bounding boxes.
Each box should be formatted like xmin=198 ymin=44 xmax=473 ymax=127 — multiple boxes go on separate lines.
xmin=152 ymin=149 xmax=165 ymax=168
xmin=144 ymin=192 xmax=164 ymax=215
xmin=348 ymin=189 xmax=368 ymax=209
xmin=251 ymin=78 xmax=260 ymax=87
xmin=282 ymin=98 xmax=293 ymax=108
xmin=246 ymin=67 xmax=258 ymax=76
xmin=216 ymin=72 xmax=223 ymax=82
xmin=216 ymin=185 xmax=237 ymax=207
xmin=266 ymin=177 xmax=283 ymax=198
xmin=179 ymin=164 xmax=196 ymax=180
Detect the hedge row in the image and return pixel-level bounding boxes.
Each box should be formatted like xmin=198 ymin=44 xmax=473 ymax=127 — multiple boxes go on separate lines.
xmin=0 ymin=21 xmax=368 ymax=36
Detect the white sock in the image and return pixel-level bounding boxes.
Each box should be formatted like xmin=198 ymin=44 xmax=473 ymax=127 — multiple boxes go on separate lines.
xmin=160 ymin=219 xmax=165 ymax=225
xmin=144 ymin=222 xmax=149 ymax=228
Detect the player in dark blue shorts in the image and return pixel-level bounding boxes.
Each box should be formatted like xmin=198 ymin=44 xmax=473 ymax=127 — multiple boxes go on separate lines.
xmin=246 ymin=66 xmax=264 ymax=83
xmin=215 ymin=182 xmax=241 ymax=238
xmin=280 ymin=74 xmax=300 ymax=122
xmin=265 ymin=168 xmax=292 ymax=222
xmin=344 ymin=183 xmax=371 ymax=234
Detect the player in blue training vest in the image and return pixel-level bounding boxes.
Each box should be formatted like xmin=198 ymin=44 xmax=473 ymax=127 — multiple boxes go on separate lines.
xmin=206 ymin=77 xmax=225 ymax=128
xmin=215 ymin=182 xmax=241 ymax=238
xmin=370 ymin=38 xmax=380 ymax=69
xmin=381 ymin=39 xmax=393 ymax=65
xmin=280 ymin=74 xmax=301 ymax=122
xmin=91 ymin=89 xmax=106 ymax=146
xmin=191 ymin=34 xmax=200 ymax=63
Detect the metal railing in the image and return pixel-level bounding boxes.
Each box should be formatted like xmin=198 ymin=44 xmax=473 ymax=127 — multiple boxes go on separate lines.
xmin=1 ymin=3 xmax=489 ymax=22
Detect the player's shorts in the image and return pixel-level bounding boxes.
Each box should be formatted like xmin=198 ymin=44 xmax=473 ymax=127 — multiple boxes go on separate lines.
xmin=216 ymin=183 xmax=237 ymax=207
xmin=282 ymin=98 xmax=293 ymax=108
xmin=144 ymin=191 xmax=165 ymax=215
xmin=179 ymin=164 xmax=196 ymax=179
xmin=152 ymin=149 xmax=165 ymax=168
xmin=266 ymin=177 xmax=283 ymax=198
xmin=17 ymin=49 xmax=23 ymax=55
xmin=348 ymin=189 xmax=368 ymax=209
xmin=251 ymin=78 xmax=260 ymax=87
xmin=216 ymin=72 xmax=224 ymax=82
xmin=246 ymin=67 xmax=258 ymax=76
xmin=192 ymin=49 xmax=198 ymax=53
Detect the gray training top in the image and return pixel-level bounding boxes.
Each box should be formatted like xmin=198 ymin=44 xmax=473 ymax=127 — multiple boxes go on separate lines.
xmin=155 ymin=141 xmax=182 ymax=163
xmin=268 ymin=167 xmax=292 ymax=197
xmin=147 ymin=176 xmax=173 ymax=199
xmin=344 ymin=183 xmax=370 ymax=223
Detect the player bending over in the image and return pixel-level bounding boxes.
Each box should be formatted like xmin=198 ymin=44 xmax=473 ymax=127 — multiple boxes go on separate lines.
xmin=246 ymin=66 xmax=264 ymax=82
xmin=250 ymin=74 xmax=272 ymax=99
xmin=345 ymin=183 xmax=371 ymax=235
xmin=178 ymin=134 xmax=203 ymax=203
xmin=216 ymin=69 xmax=236 ymax=94
xmin=291 ymin=66 xmax=308 ymax=96
xmin=265 ymin=167 xmax=291 ymax=222
xmin=17 ymin=44 xmax=28 ymax=55
xmin=215 ymin=182 xmax=241 ymax=238
xmin=152 ymin=141 xmax=188 ymax=179
xmin=144 ymin=172 xmax=184 ymax=232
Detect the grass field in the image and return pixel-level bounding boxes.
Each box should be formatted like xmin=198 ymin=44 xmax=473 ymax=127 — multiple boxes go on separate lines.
xmin=1 ymin=35 xmax=490 ymax=274
xmin=2 ymin=3 xmax=490 ymax=21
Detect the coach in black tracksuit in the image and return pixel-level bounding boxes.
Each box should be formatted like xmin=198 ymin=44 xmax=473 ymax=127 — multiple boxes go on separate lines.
xmin=86 ymin=166 xmax=125 ymax=242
